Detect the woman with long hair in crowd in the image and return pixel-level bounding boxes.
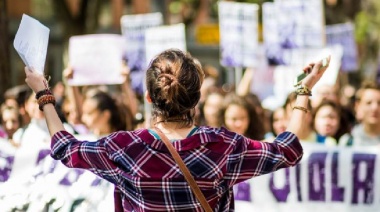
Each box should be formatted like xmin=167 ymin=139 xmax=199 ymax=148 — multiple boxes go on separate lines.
xmin=220 ymin=93 xmax=266 ymax=140
xmin=312 ymin=99 xmax=351 ymax=145
xmin=24 ymin=49 xmax=330 ymax=211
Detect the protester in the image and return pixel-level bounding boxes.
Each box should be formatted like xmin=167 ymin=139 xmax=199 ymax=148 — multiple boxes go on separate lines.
xmin=23 ymin=49 xmax=330 ymax=211
xmin=312 ymin=100 xmax=351 ymax=145
xmin=244 ymin=93 xmax=271 ymax=135
xmin=265 ymin=106 xmax=288 ymax=140
xmin=199 ymin=64 xmax=221 ymax=104
xmin=81 ymin=89 xmax=132 ymax=136
xmin=221 ymin=93 xmax=266 ymax=140
xmin=61 ymin=97 xmax=89 ymax=134
xmin=199 ymin=90 xmax=225 ymax=127
xmin=3 ymin=84 xmax=32 ymax=128
xmin=341 ymin=80 xmax=380 ymax=146
xmin=0 ymin=104 xmax=22 ymax=144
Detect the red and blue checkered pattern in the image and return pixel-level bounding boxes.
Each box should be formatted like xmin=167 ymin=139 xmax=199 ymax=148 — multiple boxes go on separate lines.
xmin=51 ymin=126 xmax=303 ymax=211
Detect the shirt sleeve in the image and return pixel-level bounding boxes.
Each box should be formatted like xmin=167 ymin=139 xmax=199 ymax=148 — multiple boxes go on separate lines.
xmin=50 ymin=130 xmax=119 ymax=184
xmin=224 ymin=131 xmax=303 ymax=186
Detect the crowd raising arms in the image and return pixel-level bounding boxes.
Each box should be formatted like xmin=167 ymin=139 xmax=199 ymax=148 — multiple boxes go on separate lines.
xmin=24 ymin=49 xmax=331 ymax=211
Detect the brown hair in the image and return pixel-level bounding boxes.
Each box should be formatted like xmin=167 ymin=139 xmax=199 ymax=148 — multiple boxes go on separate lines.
xmin=88 ymin=90 xmax=131 ymax=131
xmin=220 ymin=94 xmax=266 ymax=140
xmin=146 ymin=49 xmax=205 ymax=127
xmin=355 ymin=80 xmax=380 ymax=102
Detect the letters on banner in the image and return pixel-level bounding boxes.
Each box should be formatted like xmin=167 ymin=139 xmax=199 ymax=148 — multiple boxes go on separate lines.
xmin=234 ymin=143 xmax=380 ymax=212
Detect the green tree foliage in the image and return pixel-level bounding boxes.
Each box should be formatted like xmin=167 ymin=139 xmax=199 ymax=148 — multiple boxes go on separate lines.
xmin=354 ymin=0 xmax=380 ymax=80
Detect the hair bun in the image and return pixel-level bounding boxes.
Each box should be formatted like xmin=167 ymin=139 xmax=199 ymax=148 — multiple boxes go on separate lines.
xmin=157 ymin=73 xmax=181 ymax=107
xmin=158 ymin=73 xmax=178 ymax=88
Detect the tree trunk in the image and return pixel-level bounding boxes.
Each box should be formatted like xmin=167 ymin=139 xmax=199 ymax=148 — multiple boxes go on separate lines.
xmin=0 ymin=0 xmax=10 ymax=102
xmin=52 ymin=0 xmax=103 ymax=40
xmin=132 ymin=0 xmax=150 ymax=14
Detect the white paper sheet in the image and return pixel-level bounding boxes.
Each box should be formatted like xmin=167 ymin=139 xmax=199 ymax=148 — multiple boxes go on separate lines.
xmin=13 ymin=14 xmax=50 ymax=75
xmin=145 ymin=23 xmax=186 ymax=65
xmin=68 ymin=34 xmax=126 ymax=86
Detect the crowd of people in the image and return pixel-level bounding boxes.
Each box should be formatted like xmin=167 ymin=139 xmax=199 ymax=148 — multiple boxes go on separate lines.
xmin=0 ymin=49 xmax=379 ymax=211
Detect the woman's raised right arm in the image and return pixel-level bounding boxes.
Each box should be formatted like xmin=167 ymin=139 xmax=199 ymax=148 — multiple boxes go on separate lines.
xmin=286 ymin=56 xmax=331 ymax=137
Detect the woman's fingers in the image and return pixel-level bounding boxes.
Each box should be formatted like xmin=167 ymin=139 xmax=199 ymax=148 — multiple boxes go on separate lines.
xmin=24 ymin=66 xmax=32 ymax=76
xmin=24 ymin=66 xmax=47 ymax=92
xmin=316 ymin=55 xmax=331 ymax=77
xmin=63 ymin=67 xmax=74 ymax=79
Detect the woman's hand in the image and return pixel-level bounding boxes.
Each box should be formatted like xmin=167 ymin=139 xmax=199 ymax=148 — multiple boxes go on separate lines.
xmin=301 ymin=55 xmax=331 ymax=90
xmin=63 ymin=66 xmax=74 ymax=80
xmin=24 ymin=67 xmax=48 ymax=93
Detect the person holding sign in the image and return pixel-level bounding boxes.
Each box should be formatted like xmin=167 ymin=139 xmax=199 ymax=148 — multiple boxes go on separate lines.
xmin=24 ymin=49 xmax=330 ymax=211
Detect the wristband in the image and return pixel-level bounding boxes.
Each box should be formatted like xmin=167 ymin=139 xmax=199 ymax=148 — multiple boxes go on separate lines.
xmin=292 ymin=106 xmax=309 ymax=113
xmin=37 ymin=94 xmax=56 ymax=111
xmin=36 ymin=89 xmax=53 ymax=100
xmin=295 ymin=84 xmax=312 ymax=96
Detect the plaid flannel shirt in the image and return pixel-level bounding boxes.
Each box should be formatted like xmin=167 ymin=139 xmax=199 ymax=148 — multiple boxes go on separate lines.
xmin=51 ymin=126 xmax=303 ymax=211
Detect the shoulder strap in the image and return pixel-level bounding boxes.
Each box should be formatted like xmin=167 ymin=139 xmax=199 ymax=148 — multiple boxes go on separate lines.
xmin=153 ymin=127 xmax=213 ymax=212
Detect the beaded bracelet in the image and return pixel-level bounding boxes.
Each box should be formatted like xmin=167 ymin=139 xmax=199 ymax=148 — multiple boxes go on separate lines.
xmin=295 ymin=84 xmax=312 ymax=96
xmin=37 ymin=94 xmax=56 ymax=111
xmin=35 ymin=89 xmax=53 ymax=100
xmin=292 ymin=106 xmax=309 ymax=113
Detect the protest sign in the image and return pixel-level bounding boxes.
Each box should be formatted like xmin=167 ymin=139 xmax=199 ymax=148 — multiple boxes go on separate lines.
xmin=263 ymin=0 xmax=325 ymax=65
xmin=120 ymin=13 xmax=163 ymax=71
xmin=120 ymin=12 xmax=163 ymax=95
xmin=68 ymin=34 xmax=125 ymax=86
xmin=326 ymin=23 xmax=359 ymax=72
xmin=218 ymin=1 xmax=259 ymax=67
xmin=234 ymin=143 xmax=380 ymax=212
xmin=262 ymin=2 xmax=284 ymax=65
xmin=13 ymin=14 xmax=50 ymax=75
xmin=145 ymin=23 xmax=187 ymax=65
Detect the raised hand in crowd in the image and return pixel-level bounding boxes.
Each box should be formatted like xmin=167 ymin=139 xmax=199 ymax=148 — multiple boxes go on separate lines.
xmin=286 ymin=55 xmax=331 ymax=138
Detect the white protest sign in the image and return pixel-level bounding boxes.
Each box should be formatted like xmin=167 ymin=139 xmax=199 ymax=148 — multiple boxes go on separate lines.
xmin=13 ymin=14 xmax=50 ymax=74
xmin=283 ymin=45 xmax=343 ymax=93
xmin=68 ymin=34 xmax=125 ymax=86
xmin=120 ymin=12 xmax=163 ymax=95
xmin=262 ymin=2 xmax=285 ymax=65
xmin=121 ymin=12 xmax=163 ymax=71
xmin=262 ymin=0 xmax=325 ymax=65
xmin=145 ymin=23 xmax=186 ymax=65
xmin=274 ymin=0 xmax=325 ymax=48
xmin=235 ymin=143 xmax=380 ymax=212
xmin=218 ymin=1 xmax=259 ymax=67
